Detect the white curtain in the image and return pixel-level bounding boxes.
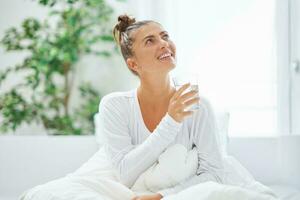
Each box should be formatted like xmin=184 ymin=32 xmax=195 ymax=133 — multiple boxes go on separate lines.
xmin=131 ymin=0 xmax=279 ymax=137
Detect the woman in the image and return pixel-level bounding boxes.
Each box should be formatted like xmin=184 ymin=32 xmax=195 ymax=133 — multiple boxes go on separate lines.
xmin=99 ymin=15 xmax=225 ymax=200
xmin=21 ymin=15 xmax=276 ymax=200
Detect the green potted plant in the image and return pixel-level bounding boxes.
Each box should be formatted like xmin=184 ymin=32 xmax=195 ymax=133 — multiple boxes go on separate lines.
xmin=0 ymin=0 xmax=119 ymax=135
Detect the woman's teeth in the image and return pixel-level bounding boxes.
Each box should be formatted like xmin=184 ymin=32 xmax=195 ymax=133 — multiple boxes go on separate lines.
xmin=158 ymin=53 xmax=172 ymax=60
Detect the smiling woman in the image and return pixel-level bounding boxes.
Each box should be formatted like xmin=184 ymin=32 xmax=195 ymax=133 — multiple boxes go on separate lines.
xmin=21 ymin=15 xmax=277 ymax=200
xmin=97 ymin=14 xmax=274 ymax=199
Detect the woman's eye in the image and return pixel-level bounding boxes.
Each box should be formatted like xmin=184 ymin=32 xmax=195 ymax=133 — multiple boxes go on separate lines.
xmin=163 ymin=34 xmax=169 ymax=40
xmin=145 ymin=39 xmax=153 ymax=45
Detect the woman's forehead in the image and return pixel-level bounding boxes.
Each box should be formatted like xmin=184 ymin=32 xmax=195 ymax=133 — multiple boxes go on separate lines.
xmin=133 ymin=23 xmax=166 ymax=42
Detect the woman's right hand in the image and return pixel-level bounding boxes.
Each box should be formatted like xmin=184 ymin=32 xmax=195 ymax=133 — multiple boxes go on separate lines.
xmin=168 ymin=83 xmax=200 ymax=123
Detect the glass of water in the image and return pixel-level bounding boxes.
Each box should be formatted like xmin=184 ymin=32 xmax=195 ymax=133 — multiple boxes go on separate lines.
xmin=172 ymin=75 xmax=200 ymax=111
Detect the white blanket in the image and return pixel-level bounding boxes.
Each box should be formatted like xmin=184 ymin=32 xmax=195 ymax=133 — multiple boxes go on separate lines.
xmin=20 ymin=145 xmax=279 ymax=200
xmin=164 ymin=181 xmax=277 ymax=200
xmin=132 ymin=144 xmax=198 ymax=193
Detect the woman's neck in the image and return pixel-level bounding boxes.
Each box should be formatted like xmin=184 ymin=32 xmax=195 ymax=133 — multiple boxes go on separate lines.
xmin=137 ymin=76 xmax=175 ymax=110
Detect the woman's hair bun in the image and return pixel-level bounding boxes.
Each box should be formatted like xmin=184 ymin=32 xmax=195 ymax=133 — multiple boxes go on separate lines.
xmin=113 ymin=14 xmax=136 ymax=45
xmin=117 ymin=15 xmax=136 ymax=33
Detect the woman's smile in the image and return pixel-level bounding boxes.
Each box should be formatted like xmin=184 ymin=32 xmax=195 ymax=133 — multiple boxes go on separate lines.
xmin=157 ymin=51 xmax=175 ymax=62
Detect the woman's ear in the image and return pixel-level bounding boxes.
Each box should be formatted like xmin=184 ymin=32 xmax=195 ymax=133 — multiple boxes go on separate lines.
xmin=126 ymin=57 xmax=139 ymax=73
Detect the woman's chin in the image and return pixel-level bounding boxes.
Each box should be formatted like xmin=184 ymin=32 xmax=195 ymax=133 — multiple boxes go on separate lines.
xmin=163 ymin=63 xmax=176 ymax=72
xmin=159 ymin=60 xmax=176 ymax=68
xmin=168 ymin=63 xmax=176 ymax=69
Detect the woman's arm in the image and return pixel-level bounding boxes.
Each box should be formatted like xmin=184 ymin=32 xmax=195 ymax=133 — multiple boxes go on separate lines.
xmin=99 ymin=95 xmax=182 ymax=188
xmin=158 ymin=98 xmax=225 ymax=197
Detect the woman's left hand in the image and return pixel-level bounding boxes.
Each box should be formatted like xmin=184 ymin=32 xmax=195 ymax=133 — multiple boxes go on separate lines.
xmin=132 ymin=193 xmax=163 ymax=200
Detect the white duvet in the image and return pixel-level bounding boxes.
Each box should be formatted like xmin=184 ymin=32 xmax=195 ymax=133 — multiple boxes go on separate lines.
xmin=131 ymin=144 xmax=198 ymax=193
xmin=20 ymin=144 xmax=279 ymax=200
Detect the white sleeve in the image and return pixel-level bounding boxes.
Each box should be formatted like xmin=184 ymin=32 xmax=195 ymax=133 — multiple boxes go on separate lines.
xmin=158 ymin=98 xmax=225 ymax=197
xmin=98 ymin=95 xmax=183 ymax=188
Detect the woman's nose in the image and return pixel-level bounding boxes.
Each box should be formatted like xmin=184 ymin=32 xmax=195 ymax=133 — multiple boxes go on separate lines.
xmin=159 ymin=38 xmax=168 ymax=49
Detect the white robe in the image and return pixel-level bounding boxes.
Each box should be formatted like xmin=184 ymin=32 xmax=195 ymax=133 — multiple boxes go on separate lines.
xmin=98 ymin=88 xmax=225 ymax=196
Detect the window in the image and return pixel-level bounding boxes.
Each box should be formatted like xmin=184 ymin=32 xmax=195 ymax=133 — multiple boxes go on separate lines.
xmin=131 ymin=0 xmax=298 ymax=137
xmin=289 ymin=0 xmax=300 ymax=135
xmin=172 ymin=0 xmax=278 ymax=137
xmin=132 ymin=0 xmax=280 ymax=137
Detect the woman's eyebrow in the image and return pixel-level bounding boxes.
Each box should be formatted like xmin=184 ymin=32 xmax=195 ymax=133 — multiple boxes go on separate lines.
xmin=160 ymin=31 xmax=168 ymax=35
xmin=142 ymin=31 xmax=168 ymax=42
xmin=142 ymin=35 xmax=155 ymax=42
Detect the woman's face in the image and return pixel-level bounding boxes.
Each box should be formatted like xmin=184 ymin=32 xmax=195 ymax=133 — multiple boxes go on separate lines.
xmin=127 ymin=22 xmax=176 ymax=76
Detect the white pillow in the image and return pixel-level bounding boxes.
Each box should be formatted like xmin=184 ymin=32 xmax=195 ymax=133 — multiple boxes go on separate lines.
xmin=215 ymin=112 xmax=230 ymax=155
xmin=94 ymin=112 xmax=104 ymax=146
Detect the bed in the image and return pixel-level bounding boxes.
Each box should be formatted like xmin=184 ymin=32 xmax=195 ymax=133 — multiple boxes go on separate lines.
xmin=19 ymin=112 xmax=300 ymax=200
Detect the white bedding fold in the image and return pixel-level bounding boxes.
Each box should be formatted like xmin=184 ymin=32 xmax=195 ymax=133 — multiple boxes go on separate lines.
xmin=131 ymin=144 xmax=198 ymax=193
xmin=21 ymin=145 xmax=278 ymax=200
